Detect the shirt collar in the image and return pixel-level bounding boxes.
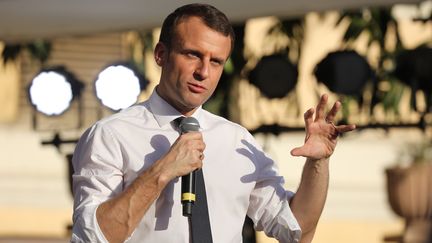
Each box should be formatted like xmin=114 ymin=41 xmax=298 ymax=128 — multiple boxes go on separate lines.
xmin=148 ymin=88 xmax=204 ymax=128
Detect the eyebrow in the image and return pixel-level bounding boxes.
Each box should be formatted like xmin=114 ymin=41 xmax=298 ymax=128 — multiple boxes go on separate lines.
xmin=183 ymin=48 xmax=226 ymax=64
xmin=211 ymin=56 xmax=225 ymax=64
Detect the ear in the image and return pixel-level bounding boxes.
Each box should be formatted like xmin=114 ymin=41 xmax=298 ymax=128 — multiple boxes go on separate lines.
xmin=154 ymin=42 xmax=167 ymax=67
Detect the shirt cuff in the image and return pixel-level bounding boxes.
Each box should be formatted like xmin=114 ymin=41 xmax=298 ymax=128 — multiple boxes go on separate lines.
xmin=93 ymin=204 xmax=136 ymax=242
xmin=71 ymin=204 xmax=109 ymax=243
xmin=93 ymin=207 xmax=110 ymax=243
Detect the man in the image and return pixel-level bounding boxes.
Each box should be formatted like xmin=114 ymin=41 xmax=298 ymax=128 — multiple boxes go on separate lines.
xmin=72 ymin=3 xmax=355 ymax=243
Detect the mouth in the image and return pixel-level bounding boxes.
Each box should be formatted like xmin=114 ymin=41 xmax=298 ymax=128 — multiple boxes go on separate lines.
xmin=187 ymin=82 xmax=207 ymax=93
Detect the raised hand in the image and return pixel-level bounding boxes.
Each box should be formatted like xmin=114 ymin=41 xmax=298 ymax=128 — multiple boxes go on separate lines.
xmin=290 ymin=94 xmax=356 ymax=160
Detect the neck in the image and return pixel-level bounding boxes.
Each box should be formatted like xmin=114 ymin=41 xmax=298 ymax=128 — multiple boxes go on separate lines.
xmin=155 ymin=86 xmax=197 ymax=117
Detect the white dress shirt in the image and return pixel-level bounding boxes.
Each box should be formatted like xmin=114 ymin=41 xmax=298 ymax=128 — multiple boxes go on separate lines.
xmin=71 ymin=89 xmax=301 ymax=243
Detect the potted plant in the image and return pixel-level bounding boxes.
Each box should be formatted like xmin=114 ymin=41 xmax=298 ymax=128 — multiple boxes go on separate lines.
xmin=386 ymin=139 xmax=432 ymax=243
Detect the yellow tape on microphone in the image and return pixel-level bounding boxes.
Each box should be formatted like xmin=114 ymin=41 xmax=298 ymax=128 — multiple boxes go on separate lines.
xmin=182 ymin=192 xmax=196 ymax=202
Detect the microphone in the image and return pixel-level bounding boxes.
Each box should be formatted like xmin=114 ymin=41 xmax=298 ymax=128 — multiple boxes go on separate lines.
xmin=178 ymin=116 xmax=201 ymax=217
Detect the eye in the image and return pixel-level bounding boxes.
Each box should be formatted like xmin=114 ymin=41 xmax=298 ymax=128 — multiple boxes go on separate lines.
xmin=210 ymin=59 xmax=224 ymax=66
xmin=186 ymin=51 xmax=200 ymax=59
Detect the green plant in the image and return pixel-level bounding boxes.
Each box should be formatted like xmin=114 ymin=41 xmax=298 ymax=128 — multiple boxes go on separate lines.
xmin=266 ymin=17 xmax=305 ymax=60
xmin=397 ymin=139 xmax=432 ymax=165
xmin=337 ymin=7 xmax=406 ymax=119
xmin=1 ymin=39 xmax=51 ymax=65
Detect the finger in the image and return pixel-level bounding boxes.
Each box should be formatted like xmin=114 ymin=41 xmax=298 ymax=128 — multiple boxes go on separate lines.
xmin=187 ymin=150 xmax=204 ymax=169
xmin=335 ymin=124 xmax=356 ymax=133
xmin=177 ymin=135 xmax=206 ymax=153
xmin=198 ymin=151 xmax=205 ymax=161
xmin=190 ymin=139 xmax=206 ymax=153
xmin=325 ymin=101 xmax=341 ymax=123
xmin=179 ymin=132 xmax=205 ymax=145
xmin=181 ymin=131 xmax=203 ymax=140
xmin=196 ymin=142 xmax=206 ymax=153
xmin=304 ymin=108 xmax=314 ymax=132
xmin=290 ymin=146 xmax=307 ymax=157
xmin=192 ymin=158 xmax=203 ymax=170
xmin=315 ymin=94 xmax=328 ymax=121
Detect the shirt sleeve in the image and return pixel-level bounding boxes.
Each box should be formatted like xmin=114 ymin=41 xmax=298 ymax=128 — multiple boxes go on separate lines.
xmin=71 ymin=123 xmax=124 ymax=243
xmin=244 ymin=133 xmax=302 ymax=243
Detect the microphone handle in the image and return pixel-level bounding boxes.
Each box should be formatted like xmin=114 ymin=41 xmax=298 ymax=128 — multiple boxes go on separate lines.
xmin=181 ymin=170 xmax=196 ymax=217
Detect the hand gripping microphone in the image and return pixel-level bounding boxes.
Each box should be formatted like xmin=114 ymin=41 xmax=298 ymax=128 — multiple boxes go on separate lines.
xmin=178 ymin=116 xmax=201 ymax=217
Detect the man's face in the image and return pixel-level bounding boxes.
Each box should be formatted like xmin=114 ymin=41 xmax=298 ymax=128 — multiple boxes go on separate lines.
xmin=155 ymin=16 xmax=231 ymax=116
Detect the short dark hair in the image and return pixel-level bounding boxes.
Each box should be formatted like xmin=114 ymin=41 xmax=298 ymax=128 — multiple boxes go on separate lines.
xmin=159 ymin=3 xmax=235 ymax=54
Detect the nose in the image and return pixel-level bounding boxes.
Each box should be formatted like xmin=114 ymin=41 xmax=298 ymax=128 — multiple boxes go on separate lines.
xmin=193 ymin=59 xmax=209 ymax=81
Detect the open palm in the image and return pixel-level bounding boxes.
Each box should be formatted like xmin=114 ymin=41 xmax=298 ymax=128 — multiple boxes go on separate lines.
xmin=291 ymin=94 xmax=356 ymax=160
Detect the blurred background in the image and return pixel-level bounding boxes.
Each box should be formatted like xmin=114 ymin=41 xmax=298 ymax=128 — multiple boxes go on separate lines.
xmin=0 ymin=0 xmax=431 ymax=242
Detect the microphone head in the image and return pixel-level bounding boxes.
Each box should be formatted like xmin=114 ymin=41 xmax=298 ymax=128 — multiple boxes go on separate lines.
xmin=179 ymin=117 xmax=200 ymax=133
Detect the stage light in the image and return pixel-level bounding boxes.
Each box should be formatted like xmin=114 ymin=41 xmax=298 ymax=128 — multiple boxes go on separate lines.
xmin=28 ymin=66 xmax=83 ymax=116
xmin=314 ymin=50 xmax=373 ymax=96
xmin=395 ymin=46 xmax=432 ymax=112
xmin=95 ymin=63 xmax=147 ymax=111
xmin=249 ymin=54 xmax=298 ymax=99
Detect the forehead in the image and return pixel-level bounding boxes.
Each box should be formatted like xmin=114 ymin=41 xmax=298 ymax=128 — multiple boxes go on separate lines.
xmin=173 ymin=16 xmax=231 ymax=59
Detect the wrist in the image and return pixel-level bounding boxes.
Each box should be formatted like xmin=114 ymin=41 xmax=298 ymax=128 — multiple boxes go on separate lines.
xmin=147 ymin=157 xmax=174 ymax=190
xmin=307 ymin=156 xmax=329 ymax=164
xmin=305 ymin=157 xmax=329 ymax=173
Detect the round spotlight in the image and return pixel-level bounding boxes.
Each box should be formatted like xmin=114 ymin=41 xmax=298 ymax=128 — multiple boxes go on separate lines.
xmin=95 ymin=63 xmax=146 ymax=111
xmin=29 ymin=66 xmax=83 ymax=116
xmin=249 ymin=55 xmax=298 ymax=99
xmin=314 ymin=50 xmax=373 ymax=96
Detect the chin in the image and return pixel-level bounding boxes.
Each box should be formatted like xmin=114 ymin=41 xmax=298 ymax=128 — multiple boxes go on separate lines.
xmin=186 ymin=95 xmax=208 ymax=106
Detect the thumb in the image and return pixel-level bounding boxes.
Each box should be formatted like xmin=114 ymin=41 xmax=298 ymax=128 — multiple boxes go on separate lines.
xmin=290 ymin=146 xmax=306 ymax=157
